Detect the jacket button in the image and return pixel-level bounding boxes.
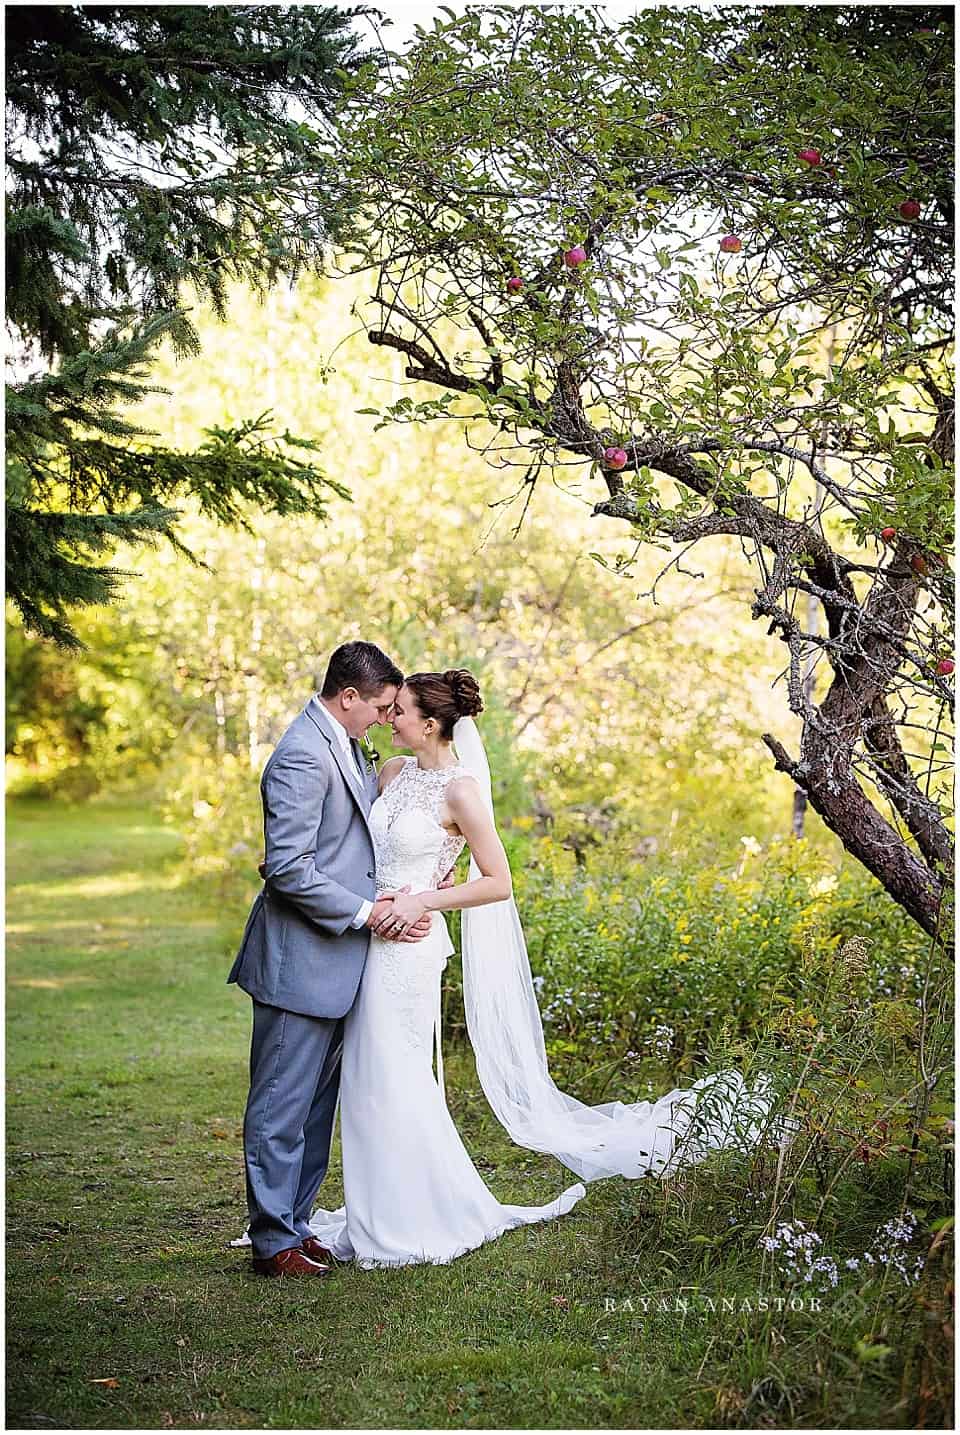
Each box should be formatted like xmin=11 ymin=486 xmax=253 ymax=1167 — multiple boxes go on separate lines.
xmin=367 ymin=870 xmax=374 ymax=879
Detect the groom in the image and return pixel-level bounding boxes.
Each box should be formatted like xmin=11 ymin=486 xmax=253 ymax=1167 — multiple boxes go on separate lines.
xmin=227 ymin=640 xmax=432 ymax=1277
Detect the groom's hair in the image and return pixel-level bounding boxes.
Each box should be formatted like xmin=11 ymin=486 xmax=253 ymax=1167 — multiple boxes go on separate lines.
xmin=320 ymin=641 xmax=403 ymax=698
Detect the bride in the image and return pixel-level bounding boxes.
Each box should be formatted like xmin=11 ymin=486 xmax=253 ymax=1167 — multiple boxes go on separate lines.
xmin=235 ymin=668 xmax=793 ymax=1269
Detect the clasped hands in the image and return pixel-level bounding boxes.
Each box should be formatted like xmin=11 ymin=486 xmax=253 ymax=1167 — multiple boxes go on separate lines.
xmin=366 ymin=887 xmax=428 ymax=942
xmin=368 ymin=867 xmax=455 ymax=942
xmin=255 ymin=860 xmax=454 ymax=944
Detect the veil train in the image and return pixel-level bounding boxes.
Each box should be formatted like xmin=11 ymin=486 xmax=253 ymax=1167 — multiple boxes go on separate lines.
xmin=453 ymin=716 xmax=797 ymax=1183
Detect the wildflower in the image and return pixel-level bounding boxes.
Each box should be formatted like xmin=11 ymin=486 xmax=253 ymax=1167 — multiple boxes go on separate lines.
xmin=879 ymin=1212 xmax=917 ymax=1245
xmin=644 ymin=1024 xmax=675 ymax=1062
xmin=759 ymin=1220 xmax=835 ymax=1291
xmin=763 ymin=1211 xmax=918 ymax=1291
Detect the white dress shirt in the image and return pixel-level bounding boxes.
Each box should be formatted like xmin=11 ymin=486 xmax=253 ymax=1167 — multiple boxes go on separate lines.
xmin=315 ymin=700 xmax=373 ymax=931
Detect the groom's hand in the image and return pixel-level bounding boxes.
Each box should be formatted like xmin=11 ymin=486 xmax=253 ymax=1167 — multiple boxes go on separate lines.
xmin=438 ymin=866 xmax=456 ymax=890
xmin=398 ymin=911 xmax=432 ymax=943
xmin=368 ymin=886 xmax=411 ymax=934
xmin=367 ymin=896 xmax=397 ymax=931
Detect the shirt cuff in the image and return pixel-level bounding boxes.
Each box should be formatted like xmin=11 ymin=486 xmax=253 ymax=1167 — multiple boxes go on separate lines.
xmin=350 ymin=899 xmax=373 ymax=930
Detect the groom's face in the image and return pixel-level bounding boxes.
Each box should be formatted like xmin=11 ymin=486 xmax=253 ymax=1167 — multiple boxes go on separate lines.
xmin=338 ymin=683 xmax=399 ymax=739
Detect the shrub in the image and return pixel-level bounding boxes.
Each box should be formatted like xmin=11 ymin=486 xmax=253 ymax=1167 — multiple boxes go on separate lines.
xmin=441 ymin=832 xmax=932 ymax=1100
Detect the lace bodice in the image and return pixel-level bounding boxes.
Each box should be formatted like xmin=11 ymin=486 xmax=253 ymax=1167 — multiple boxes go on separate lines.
xmin=370 ymin=757 xmax=469 ymax=893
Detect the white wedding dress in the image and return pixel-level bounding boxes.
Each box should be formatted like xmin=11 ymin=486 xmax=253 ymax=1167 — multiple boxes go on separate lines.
xmin=303 ymin=757 xmax=585 ymax=1267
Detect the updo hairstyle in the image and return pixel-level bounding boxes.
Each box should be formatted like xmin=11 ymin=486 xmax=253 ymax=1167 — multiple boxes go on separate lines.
xmin=403 ymin=669 xmax=483 ymax=741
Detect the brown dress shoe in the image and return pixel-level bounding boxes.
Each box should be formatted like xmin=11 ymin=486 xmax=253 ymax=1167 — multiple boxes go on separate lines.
xmin=251 ymin=1245 xmax=332 ymax=1278
xmin=300 ymin=1236 xmax=338 ymax=1266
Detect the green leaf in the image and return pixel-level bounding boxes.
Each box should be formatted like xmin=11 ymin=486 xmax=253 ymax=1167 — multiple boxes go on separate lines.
xmin=854 ymin=1340 xmax=894 ymax=1363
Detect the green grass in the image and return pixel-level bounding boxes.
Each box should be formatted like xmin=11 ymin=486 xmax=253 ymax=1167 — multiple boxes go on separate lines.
xmin=6 ymin=795 xmax=951 ymax=1429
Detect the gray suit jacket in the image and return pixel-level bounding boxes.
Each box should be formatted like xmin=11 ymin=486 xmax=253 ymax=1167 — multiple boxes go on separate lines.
xmin=227 ymin=696 xmax=381 ymax=1018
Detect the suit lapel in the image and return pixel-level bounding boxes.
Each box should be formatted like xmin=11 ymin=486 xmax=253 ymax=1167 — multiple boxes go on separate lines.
xmin=352 ymin=740 xmax=382 ymax=807
xmin=305 ymin=698 xmax=373 ymax=824
xmin=349 ymin=737 xmax=368 ymax=790
xmin=361 ymin=746 xmax=381 ymax=804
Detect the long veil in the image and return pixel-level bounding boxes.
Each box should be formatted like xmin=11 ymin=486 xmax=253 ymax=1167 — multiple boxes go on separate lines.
xmin=453 ymin=716 xmax=797 ymax=1183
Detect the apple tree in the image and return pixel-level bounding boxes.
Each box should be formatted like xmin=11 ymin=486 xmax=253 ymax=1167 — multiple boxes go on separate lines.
xmin=328 ymin=4 xmax=954 ymax=942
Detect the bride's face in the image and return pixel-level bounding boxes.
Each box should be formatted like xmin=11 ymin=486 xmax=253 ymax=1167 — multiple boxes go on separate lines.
xmin=390 ymin=685 xmax=429 ymax=750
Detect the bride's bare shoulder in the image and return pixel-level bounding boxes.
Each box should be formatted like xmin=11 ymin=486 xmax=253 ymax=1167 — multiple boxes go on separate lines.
xmin=377 ymin=755 xmax=408 ymax=793
xmin=444 ymin=772 xmax=484 ymax=810
xmin=448 ymin=770 xmax=481 ymax=791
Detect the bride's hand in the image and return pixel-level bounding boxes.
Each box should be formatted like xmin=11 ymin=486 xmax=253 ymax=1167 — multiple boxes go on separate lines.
xmin=379 ymin=890 xmax=429 ymax=938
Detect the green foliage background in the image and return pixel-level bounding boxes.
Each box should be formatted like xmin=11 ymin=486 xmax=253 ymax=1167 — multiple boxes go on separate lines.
xmin=6 ymin=270 xmax=830 ymax=845
xmin=8 ymin=268 xmax=945 ymax=1101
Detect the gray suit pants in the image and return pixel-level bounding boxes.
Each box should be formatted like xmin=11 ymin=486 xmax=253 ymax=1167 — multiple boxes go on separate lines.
xmin=243 ymin=998 xmax=344 ymax=1259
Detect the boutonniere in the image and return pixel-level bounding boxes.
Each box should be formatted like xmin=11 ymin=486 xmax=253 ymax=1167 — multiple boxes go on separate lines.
xmin=359 ymin=735 xmax=380 ymax=770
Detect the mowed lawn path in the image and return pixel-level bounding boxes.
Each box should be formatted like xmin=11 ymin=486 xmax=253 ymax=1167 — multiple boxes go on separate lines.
xmin=7 ymin=796 xmax=914 ymax=1429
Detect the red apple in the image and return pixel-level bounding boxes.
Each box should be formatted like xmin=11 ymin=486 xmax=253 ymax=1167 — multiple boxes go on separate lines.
xmin=911 ymin=554 xmax=928 ymax=575
xmin=798 ymin=147 xmax=822 ymax=167
xmin=719 ymin=234 xmax=742 ymax=253
xmin=563 ymin=245 xmax=587 ymax=268
xmin=604 ymin=447 xmax=628 ymax=470
xmin=936 ymin=658 xmax=955 ymax=677
xmin=880 ymin=526 xmax=897 ymax=542
xmin=506 ymin=276 xmax=523 ymax=293
xmin=899 ymin=199 xmax=921 ymax=221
